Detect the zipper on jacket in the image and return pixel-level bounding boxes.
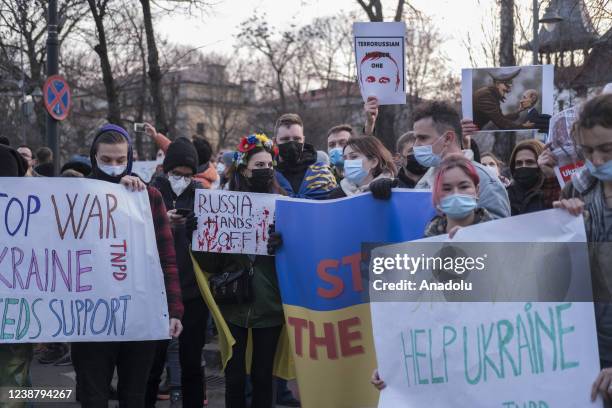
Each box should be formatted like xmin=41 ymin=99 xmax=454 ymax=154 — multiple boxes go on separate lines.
xmin=245 ymin=304 xmax=252 ymax=328
xmin=244 ymin=257 xmax=255 ymax=327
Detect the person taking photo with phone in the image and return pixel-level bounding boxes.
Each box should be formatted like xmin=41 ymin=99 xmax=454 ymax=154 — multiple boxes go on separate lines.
xmin=147 ymin=137 xmax=210 ymax=407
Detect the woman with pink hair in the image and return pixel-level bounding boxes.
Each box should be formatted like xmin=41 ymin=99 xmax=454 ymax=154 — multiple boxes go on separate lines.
xmin=424 ymin=154 xmax=494 ymax=237
xmin=371 ymin=154 xmax=494 ymax=390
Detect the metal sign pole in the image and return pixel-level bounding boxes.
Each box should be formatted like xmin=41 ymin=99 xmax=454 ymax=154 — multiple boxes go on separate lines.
xmin=46 ymin=0 xmax=59 ymax=176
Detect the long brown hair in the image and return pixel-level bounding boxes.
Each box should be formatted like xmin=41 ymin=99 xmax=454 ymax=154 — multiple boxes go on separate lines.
xmin=344 ymin=136 xmax=397 ymax=177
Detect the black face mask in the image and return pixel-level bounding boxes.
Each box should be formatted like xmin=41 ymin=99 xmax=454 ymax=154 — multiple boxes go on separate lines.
xmin=248 ymin=168 xmax=274 ymax=193
xmin=513 ymin=167 xmax=541 ymax=189
xmin=405 ymin=154 xmax=428 ymax=176
xmin=278 ymin=141 xmax=303 ymax=165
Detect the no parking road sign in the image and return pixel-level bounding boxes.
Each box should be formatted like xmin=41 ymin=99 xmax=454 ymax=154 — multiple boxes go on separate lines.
xmin=43 ymin=75 xmax=72 ymax=121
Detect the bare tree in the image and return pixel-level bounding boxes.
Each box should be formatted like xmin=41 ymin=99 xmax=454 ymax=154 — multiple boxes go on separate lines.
xmin=404 ymin=13 xmax=449 ymax=113
xmin=140 ymin=0 xmax=168 ymax=134
xmin=499 ymin=0 xmax=516 ymax=67
xmin=355 ymin=0 xmax=420 ymax=150
xmin=237 ymin=15 xmax=304 ymax=113
xmin=87 ymin=0 xmax=122 ymax=124
xmin=124 ymin=6 xmax=149 ymax=157
xmin=493 ymin=0 xmax=517 ymax=161
xmin=462 ymin=0 xmax=500 ymax=67
xmin=584 ymin=0 xmax=612 ymax=33
xmin=0 ymin=0 xmax=88 ymax=144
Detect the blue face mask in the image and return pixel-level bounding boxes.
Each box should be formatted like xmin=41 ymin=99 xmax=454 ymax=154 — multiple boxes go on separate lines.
xmin=344 ymin=159 xmax=368 ymax=185
xmin=328 ymin=148 xmax=344 ymax=167
xmin=586 ymin=159 xmax=612 ymax=181
xmin=438 ymin=194 xmax=478 ymax=220
xmin=413 ymin=136 xmax=444 ymax=168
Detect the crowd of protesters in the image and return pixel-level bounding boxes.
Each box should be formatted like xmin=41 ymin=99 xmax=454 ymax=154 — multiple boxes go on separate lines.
xmin=1 ymin=83 xmax=611 ymax=408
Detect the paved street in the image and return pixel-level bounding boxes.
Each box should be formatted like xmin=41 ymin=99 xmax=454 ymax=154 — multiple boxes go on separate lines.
xmin=29 ymin=349 xmax=225 ymax=407
xmin=28 ymin=342 xmax=299 ymax=408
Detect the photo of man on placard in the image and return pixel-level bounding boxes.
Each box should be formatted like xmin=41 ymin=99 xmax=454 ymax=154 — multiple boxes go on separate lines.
xmin=466 ymin=65 xmax=551 ymax=131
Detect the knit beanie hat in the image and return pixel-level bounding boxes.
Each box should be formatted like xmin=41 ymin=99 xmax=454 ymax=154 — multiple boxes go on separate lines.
xmin=192 ymin=137 xmax=212 ymax=166
xmin=163 ymin=137 xmax=199 ymax=174
xmin=0 ymin=144 xmax=27 ymax=177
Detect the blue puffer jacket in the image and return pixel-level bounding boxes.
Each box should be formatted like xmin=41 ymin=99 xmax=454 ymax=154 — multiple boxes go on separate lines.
xmin=275 ymin=143 xmax=337 ymax=200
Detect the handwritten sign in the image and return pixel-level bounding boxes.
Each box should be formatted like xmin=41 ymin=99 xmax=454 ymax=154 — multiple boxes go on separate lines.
xmin=371 ymin=210 xmax=602 ymax=407
xmin=132 ymin=161 xmax=159 ymax=183
xmin=0 ymin=178 xmax=170 ymax=343
xmin=353 ymin=22 xmax=406 ymax=105
xmin=192 ymin=189 xmax=277 ymax=255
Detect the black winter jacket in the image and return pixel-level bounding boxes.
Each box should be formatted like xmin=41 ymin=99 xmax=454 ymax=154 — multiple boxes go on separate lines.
xmin=151 ymin=176 xmax=203 ymax=301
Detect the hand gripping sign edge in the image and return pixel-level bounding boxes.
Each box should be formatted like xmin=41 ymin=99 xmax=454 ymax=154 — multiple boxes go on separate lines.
xmin=43 ymin=75 xmax=72 ymax=121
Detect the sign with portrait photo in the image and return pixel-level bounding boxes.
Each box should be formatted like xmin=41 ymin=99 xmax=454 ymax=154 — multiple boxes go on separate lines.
xmin=353 ymin=22 xmax=406 ymax=105
xmin=461 ymin=65 xmax=554 ymax=132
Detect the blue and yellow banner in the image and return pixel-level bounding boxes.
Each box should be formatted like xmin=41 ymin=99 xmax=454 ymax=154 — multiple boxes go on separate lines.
xmin=275 ymin=191 xmax=435 ymax=408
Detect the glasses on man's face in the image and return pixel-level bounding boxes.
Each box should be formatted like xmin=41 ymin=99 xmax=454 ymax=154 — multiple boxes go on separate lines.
xmin=169 ymin=172 xmax=193 ymax=180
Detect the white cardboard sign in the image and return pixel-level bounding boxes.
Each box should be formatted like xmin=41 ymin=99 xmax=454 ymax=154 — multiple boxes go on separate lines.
xmin=371 ymin=210 xmax=601 ymax=407
xmin=354 ymin=22 xmax=406 ymax=105
xmin=0 ymin=178 xmax=170 ymax=342
xmin=192 ymin=189 xmax=277 ymax=256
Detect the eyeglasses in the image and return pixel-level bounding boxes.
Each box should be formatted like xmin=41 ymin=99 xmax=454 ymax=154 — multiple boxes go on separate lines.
xmin=169 ymin=173 xmax=193 ymax=181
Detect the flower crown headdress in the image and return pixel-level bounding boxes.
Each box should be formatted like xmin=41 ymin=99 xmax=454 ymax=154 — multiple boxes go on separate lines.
xmin=233 ymin=133 xmax=279 ymax=167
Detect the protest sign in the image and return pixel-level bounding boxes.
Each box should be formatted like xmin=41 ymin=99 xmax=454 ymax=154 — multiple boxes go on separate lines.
xmin=554 ymin=161 xmax=585 ymax=187
xmin=192 ymin=189 xmax=278 ymax=256
xmin=353 ymin=22 xmax=406 ymax=105
xmin=275 ymin=190 xmax=436 ymax=407
xmin=132 ymin=160 xmax=159 ymax=183
xmin=0 ymin=178 xmax=170 ymax=343
xmin=371 ymin=210 xmax=601 ymax=407
xmin=461 ymin=64 xmax=554 ymax=132
xmin=546 ymin=105 xmax=586 ymax=187
xmin=547 ymin=105 xmax=579 ymax=152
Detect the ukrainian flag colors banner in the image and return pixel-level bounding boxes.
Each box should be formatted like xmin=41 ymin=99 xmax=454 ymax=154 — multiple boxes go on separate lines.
xmin=275 ymin=190 xmax=436 ymax=408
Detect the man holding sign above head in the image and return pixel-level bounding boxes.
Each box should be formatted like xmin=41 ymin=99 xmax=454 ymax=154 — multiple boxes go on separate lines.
xmin=71 ymin=124 xmax=184 ymax=408
xmin=193 ymin=134 xmax=286 ymax=408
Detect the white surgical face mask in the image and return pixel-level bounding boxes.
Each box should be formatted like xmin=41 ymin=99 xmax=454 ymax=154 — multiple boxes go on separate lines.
xmin=98 ymin=164 xmax=127 ymax=177
xmin=169 ymin=174 xmax=190 ymax=196
xmin=216 ymin=163 xmax=226 ymax=174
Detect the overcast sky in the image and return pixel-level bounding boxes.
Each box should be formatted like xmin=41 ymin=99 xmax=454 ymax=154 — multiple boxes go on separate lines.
xmin=157 ymin=0 xmax=502 ymax=75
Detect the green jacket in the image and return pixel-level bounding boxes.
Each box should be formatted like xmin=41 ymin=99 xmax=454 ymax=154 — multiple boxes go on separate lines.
xmin=193 ymin=252 xmax=284 ymax=329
